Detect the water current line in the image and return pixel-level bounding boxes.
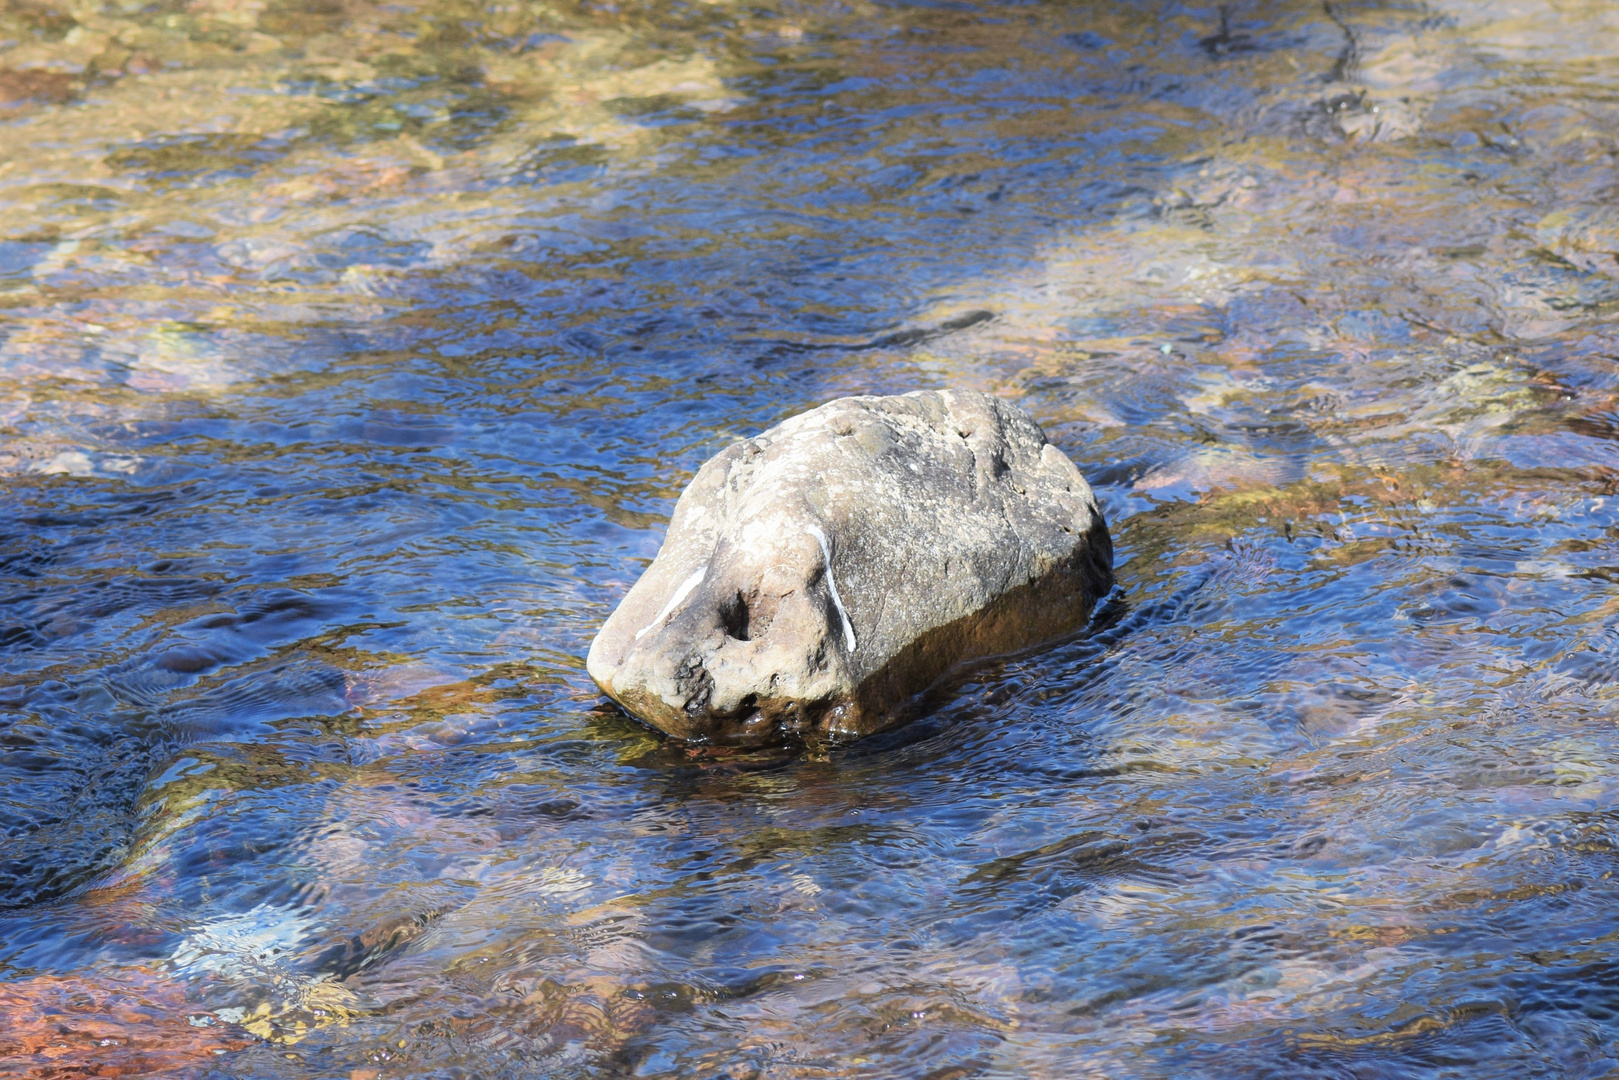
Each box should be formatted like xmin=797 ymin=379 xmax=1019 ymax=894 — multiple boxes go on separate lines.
xmin=806 ymin=523 xmax=858 ymax=653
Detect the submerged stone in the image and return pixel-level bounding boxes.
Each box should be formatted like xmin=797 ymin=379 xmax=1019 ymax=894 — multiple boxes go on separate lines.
xmin=586 ymin=389 xmax=1113 ymax=745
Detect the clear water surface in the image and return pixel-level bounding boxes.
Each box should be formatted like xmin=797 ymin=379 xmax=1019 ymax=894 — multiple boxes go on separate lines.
xmin=4 ymin=0 xmax=1619 ymax=1075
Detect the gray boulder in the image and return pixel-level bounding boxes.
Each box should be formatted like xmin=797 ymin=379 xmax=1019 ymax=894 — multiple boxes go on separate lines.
xmin=586 ymin=389 xmax=1112 ymax=745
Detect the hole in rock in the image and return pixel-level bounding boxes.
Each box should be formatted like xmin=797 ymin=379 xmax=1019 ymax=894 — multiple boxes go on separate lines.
xmin=720 ymin=591 xmax=751 ymax=641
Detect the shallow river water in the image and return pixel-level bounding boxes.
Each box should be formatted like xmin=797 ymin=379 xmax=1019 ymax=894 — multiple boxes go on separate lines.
xmin=5 ymin=0 xmax=1619 ymax=1075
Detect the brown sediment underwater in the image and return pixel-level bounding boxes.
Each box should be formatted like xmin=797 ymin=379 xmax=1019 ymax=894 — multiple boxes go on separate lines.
xmin=4 ymin=0 xmax=1619 ymax=1075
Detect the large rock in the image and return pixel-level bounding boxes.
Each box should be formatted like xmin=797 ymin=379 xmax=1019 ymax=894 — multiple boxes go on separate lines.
xmin=586 ymin=389 xmax=1112 ymax=745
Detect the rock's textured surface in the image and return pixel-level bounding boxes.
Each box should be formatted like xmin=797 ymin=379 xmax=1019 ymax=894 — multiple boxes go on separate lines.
xmin=586 ymin=389 xmax=1113 ymax=744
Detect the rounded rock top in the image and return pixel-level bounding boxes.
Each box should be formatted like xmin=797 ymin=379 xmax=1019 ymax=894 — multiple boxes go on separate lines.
xmin=586 ymin=388 xmax=1114 ymax=745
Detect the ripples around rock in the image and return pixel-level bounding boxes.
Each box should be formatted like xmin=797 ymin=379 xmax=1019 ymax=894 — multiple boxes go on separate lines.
xmin=4 ymin=0 xmax=1619 ymax=1076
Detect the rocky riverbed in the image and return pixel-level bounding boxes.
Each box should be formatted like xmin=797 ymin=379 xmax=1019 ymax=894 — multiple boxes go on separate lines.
xmin=5 ymin=0 xmax=1619 ymax=1076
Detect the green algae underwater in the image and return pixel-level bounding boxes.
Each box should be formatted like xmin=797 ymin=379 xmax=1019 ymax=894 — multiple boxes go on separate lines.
xmin=4 ymin=0 xmax=1619 ymax=1074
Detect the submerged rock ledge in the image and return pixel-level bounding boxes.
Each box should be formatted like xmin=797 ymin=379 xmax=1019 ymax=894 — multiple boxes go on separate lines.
xmin=586 ymin=389 xmax=1113 ymax=745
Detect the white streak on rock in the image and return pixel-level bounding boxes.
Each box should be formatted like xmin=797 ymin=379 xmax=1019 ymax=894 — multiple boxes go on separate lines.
xmin=635 ymin=567 xmax=707 ymax=640
xmin=806 ymin=523 xmax=857 ymax=653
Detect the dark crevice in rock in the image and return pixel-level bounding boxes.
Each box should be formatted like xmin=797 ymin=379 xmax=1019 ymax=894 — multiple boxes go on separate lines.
xmin=720 ymin=590 xmax=751 ymax=641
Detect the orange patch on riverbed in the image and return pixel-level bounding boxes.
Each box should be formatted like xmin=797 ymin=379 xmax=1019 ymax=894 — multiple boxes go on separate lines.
xmin=0 ymin=971 xmax=251 ymax=1077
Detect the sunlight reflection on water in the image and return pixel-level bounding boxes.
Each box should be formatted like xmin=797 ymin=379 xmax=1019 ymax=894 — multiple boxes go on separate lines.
xmin=4 ymin=0 xmax=1619 ymax=1075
